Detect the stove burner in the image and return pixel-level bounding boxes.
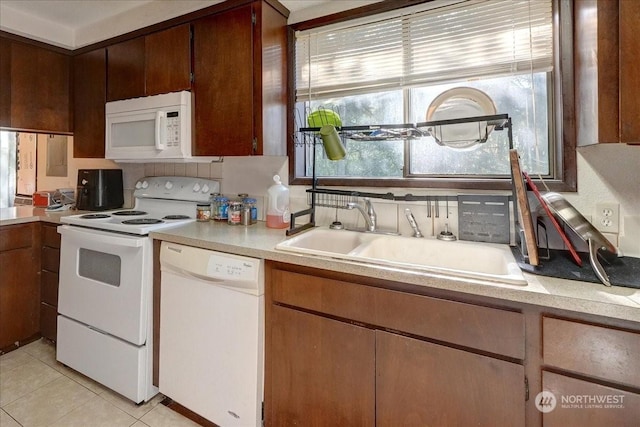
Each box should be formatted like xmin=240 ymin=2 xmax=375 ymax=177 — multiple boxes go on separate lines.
xmin=122 ymin=218 xmax=164 ymax=225
xmin=80 ymin=214 xmax=111 ymax=219
xmin=163 ymin=215 xmax=191 ymax=220
xmin=113 ymin=210 xmax=148 ymax=216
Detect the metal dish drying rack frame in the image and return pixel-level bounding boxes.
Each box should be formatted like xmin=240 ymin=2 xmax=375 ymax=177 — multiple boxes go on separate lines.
xmin=287 ymin=114 xmax=517 ymax=237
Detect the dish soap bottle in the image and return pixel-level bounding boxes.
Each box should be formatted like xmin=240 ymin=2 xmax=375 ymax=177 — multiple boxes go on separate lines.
xmin=266 ymin=175 xmax=290 ymax=229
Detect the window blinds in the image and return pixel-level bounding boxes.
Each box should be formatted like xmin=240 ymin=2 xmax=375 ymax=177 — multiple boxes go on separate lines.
xmin=295 ymin=0 xmax=553 ymax=101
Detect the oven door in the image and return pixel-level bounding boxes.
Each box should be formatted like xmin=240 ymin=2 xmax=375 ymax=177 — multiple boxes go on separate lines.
xmin=57 ymin=225 xmax=152 ymax=345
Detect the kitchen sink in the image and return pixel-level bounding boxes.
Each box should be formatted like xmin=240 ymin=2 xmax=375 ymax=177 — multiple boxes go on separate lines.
xmin=276 ymin=227 xmax=527 ymax=285
xmin=276 ymin=228 xmax=378 ymax=256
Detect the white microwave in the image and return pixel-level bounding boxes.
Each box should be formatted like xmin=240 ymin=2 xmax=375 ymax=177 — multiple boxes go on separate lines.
xmin=106 ymin=91 xmax=192 ymax=161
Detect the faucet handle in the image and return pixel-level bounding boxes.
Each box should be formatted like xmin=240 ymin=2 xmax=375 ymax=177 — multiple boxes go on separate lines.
xmin=405 ymin=208 xmax=423 ymax=238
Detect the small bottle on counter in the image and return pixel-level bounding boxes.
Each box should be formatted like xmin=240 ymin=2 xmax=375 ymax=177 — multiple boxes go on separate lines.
xmin=196 ymin=203 xmax=211 ymax=221
xmin=227 ymin=201 xmax=243 ymax=225
xmin=212 ymin=196 xmax=229 ymax=221
xmin=209 ymin=193 xmax=220 ymax=221
xmin=242 ymin=197 xmax=258 ymax=224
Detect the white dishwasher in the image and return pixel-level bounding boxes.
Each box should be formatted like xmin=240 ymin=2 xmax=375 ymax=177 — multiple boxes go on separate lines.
xmin=159 ymin=242 xmax=264 ymax=427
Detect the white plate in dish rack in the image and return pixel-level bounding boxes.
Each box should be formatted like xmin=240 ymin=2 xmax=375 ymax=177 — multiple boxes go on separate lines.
xmin=425 ymin=87 xmax=497 ymax=150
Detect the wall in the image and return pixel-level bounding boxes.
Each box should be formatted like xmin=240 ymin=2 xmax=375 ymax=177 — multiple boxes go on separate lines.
xmin=36 ymin=134 xmax=120 ymax=198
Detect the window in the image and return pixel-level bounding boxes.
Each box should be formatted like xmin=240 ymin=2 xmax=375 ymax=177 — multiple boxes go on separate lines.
xmin=290 ymin=0 xmax=576 ymax=191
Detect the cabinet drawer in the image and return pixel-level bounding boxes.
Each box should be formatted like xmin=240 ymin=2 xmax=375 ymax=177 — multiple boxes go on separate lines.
xmin=41 ymin=246 xmax=60 ymax=273
xmin=542 ymin=371 xmax=640 ymax=426
xmin=543 ymin=317 xmax=640 ymax=388
xmin=375 ymin=288 xmax=524 ymax=359
xmin=0 ymin=223 xmax=33 ymax=251
xmin=271 ymin=269 xmax=524 ymax=359
xmin=42 ymin=224 xmax=60 ymax=248
xmin=41 ymin=270 xmax=59 ymax=306
xmin=271 ymin=269 xmax=376 ymax=324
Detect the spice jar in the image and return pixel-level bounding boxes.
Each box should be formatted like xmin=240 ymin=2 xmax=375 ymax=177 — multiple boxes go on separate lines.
xmin=196 ymin=203 xmax=211 ymax=221
xmin=212 ymin=196 xmax=229 ymax=221
xmin=227 ymin=201 xmax=243 ymax=225
xmin=242 ymin=197 xmax=258 ymax=224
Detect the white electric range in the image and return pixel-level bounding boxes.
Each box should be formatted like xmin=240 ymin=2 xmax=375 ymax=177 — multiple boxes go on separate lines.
xmin=56 ymin=176 xmax=219 ymax=403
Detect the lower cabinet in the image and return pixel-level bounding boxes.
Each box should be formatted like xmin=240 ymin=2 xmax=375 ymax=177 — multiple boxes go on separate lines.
xmin=0 ymin=223 xmax=40 ymax=350
xmin=376 ymin=331 xmax=525 ymax=426
xmin=541 ymin=316 xmax=640 ymax=425
xmin=265 ymin=263 xmax=526 ymax=426
xmin=269 ymin=305 xmax=375 ymax=425
xmin=40 ymin=223 xmax=60 ymax=341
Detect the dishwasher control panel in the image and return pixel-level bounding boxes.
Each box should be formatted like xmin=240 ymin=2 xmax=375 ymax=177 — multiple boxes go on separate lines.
xmin=206 ymin=254 xmax=259 ymax=281
xmin=160 ymin=242 xmax=264 ymax=295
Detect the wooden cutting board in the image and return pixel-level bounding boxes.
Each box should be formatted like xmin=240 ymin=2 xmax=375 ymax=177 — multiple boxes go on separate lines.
xmin=509 ymin=149 xmax=539 ymax=266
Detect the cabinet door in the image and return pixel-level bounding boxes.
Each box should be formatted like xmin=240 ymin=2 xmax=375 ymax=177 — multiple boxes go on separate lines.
xmin=0 ymin=37 xmax=10 ymax=127
xmin=145 ymin=24 xmax=191 ymax=96
xmin=376 ymin=331 xmax=525 ymax=426
xmin=11 ymin=41 xmax=71 ymax=132
xmin=619 ymin=0 xmax=640 ymax=143
xmin=267 ymin=305 xmax=375 ymax=426
xmin=106 ymin=37 xmax=145 ymax=102
xmin=193 ymin=5 xmax=254 ymax=156
xmin=0 ymin=224 xmax=39 ymax=349
xmin=73 ymin=48 xmax=106 ymax=158
xmin=542 ymin=371 xmax=640 ymax=427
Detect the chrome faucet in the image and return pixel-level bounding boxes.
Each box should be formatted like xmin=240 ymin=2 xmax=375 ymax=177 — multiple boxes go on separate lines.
xmin=404 ymin=208 xmax=423 ymax=238
xmin=347 ymin=198 xmax=377 ymax=232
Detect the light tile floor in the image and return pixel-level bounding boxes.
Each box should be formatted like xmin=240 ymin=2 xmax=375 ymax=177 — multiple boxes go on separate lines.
xmin=0 ymin=339 xmax=200 ymax=427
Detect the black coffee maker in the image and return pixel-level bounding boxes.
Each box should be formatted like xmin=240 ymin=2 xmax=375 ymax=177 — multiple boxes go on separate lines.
xmin=76 ymin=169 xmax=124 ymax=211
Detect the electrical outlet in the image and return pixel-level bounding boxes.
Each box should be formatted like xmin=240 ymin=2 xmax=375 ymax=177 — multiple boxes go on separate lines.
xmin=594 ymin=202 xmax=619 ymax=233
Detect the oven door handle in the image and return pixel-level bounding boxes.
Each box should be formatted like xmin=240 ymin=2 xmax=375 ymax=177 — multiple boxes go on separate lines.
xmin=58 ymin=225 xmax=145 ymax=248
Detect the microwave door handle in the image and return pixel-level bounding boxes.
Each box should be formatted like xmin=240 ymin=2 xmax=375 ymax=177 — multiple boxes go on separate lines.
xmin=155 ymin=111 xmax=167 ymax=150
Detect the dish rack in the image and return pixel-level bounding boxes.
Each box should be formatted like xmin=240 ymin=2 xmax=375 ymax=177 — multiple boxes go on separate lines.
xmin=288 ymin=114 xmax=515 ymax=237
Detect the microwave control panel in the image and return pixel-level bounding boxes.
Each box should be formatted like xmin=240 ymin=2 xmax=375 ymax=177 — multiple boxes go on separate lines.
xmin=166 ymin=111 xmax=180 ymax=147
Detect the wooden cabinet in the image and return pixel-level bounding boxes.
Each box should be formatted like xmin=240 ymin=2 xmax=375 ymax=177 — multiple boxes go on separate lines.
xmin=192 ymin=1 xmax=286 ymax=156
xmin=265 ymin=263 xmax=526 ymax=426
xmin=541 ymin=316 xmax=640 ymax=425
xmin=106 ymin=24 xmax=191 ymax=102
xmin=269 ymin=304 xmax=375 ymax=425
xmin=73 ymin=48 xmax=106 ymax=158
xmin=106 ymin=37 xmax=146 ymax=102
xmin=575 ymin=0 xmax=640 ymax=145
xmin=0 ymin=37 xmax=10 ymax=127
xmin=619 ymin=0 xmax=640 ymax=143
xmin=0 ymin=223 xmax=40 ymax=350
xmin=40 ymin=223 xmax=60 ymax=342
xmin=1 ymin=37 xmax=71 ymax=133
xmin=377 ymin=331 xmax=525 ymax=426
xmin=145 ymin=24 xmax=192 ymax=96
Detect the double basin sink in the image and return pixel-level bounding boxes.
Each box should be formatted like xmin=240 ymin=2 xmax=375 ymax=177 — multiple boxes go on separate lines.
xmin=276 ymin=227 xmax=527 ymax=285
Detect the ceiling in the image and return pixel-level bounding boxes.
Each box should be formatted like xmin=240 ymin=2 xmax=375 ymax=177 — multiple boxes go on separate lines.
xmin=0 ymin=0 xmax=374 ymax=49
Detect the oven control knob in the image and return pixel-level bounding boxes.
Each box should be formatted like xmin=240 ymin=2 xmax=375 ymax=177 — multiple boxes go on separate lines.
xmin=141 ymin=180 xmax=149 ymax=189
xmin=135 ymin=181 xmax=142 ymax=189
xmin=165 ymin=181 xmax=173 ymax=190
xmin=193 ymin=183 xmax=201 ymax=192
xmin=201 ymin=184 xmax=210 ymax=193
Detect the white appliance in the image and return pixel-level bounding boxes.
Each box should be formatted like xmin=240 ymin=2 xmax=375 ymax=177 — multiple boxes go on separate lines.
xmin=105 ymin=91 xmax=192 ymax=161
xmin=57 ymin=176 xmax=220 ymax=404
xmin=159 ymin=242 xmax=264 ymax=426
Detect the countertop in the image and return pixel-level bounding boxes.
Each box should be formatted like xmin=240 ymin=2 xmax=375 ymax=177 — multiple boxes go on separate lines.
xmin=151 ymin=222 xmax=640 ymax=323
xmin=3 ymin=208 xmax=637 ymax=323
xmin=0 ymin=205 xmax=81 ymax=225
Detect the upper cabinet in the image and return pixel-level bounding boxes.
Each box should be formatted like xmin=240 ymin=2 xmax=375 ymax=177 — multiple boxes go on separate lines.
xmin=106 ymin=24 xmax=191 ymax=102
xmin=192 ymin=1 xmax=287 ymax=156
xmin=0 ymin=36 xmax=71 ymax=133
xmin=145 ymin=24 xmax=192 ymax=96
xmin=619 ymin=0 xmax=640 ymax=143
xmin=0 ymin=37 xmax=10 ymax=128
xmin=576 ymin=0 xmax=640 ymax=145
xmin=73 ymin=48 xmax=107 ymax=158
